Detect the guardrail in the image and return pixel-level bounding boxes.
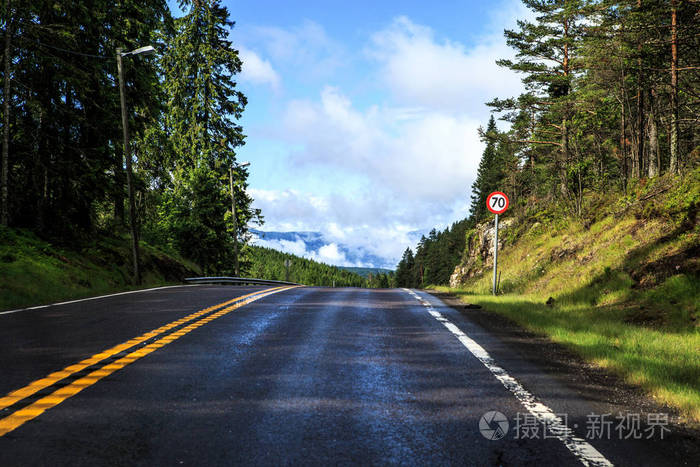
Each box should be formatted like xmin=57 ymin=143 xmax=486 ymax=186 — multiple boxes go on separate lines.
xmin=184 ymin=276 xmax=300 ymax=287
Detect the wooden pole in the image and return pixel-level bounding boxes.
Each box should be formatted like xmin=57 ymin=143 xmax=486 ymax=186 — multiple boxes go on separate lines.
xmin=2 ymin=4 xmax=12 ymax=227
xmin=230 ymin=166 xmax=239 ymax=276
xmin=117 ymin=48 xmax=141 ymax=285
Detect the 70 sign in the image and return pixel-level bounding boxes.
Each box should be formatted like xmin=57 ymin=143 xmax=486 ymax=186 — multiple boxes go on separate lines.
xmin=486 ymin=191 xmax=509 ymax=295
xmin=486 ymin=191 xmax=509 ymax=215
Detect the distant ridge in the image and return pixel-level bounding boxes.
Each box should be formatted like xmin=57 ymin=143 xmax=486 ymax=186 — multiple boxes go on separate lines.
xmin=339 ymin=267 xmax=394 ymax=278
xmin=250 ymin=229 xmax=396 ymax=269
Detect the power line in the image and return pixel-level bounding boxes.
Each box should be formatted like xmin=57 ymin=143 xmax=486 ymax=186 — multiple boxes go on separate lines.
xmin=32 ymin=40 xmax=111 ymax=59
xmin=23 ymin=36 xmax=112 ymax=59
xmin=2 ymin=27 xmax=112 ymax=59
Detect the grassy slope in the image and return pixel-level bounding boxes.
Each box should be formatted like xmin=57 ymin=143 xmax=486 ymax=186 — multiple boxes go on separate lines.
xmin=437 ymin=170 xmax=699 ymax=422
xmin=0 ymin=228 xmax=200 ymax=311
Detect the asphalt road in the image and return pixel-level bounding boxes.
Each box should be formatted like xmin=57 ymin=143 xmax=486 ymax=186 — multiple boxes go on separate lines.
xmin=0 ymin=285 xmax=696 ymax=466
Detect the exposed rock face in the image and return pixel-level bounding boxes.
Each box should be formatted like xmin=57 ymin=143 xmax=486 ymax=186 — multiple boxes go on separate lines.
xmin=449 ymin=217 xmax=514 ymax=288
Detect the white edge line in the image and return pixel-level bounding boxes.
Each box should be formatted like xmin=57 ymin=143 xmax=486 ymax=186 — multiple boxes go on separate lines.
xmin=0 ymin=284 xmax=210 ymax=316
xmin=403 ymin=288 xmax=614 ymax=467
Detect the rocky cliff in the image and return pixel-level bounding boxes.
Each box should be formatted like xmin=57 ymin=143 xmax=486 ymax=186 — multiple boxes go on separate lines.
xmin=449 ymin=217 xmax=514 ymax=288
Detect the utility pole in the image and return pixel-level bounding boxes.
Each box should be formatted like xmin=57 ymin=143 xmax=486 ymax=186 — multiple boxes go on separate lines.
xmin=117 ymin=48 xmax=140 ymax=285
xmin=2 ymin=5 xmax=12 ymax=227
xmin=229 ymin=166 xmax=239 ymax=276
xmin=116 ymin=45 xmax=154 ymax=285
xmin=229 ymin=161 xmax=250 ymax=277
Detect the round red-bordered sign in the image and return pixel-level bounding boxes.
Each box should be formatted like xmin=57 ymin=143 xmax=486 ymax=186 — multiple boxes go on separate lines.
xmin=486 ymin=191 xmax=509 ymax=215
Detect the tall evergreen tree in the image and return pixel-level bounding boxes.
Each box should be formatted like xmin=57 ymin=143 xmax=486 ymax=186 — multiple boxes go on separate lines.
xmin=163 ymin=0 xmax=246 ymax=171
xmin=159 ymin=0 xmax=258 ymax=272
xmin=489 ymin=0 xmax=586 ymax=203
xmin=470 ymin=116 xmax=501 ymax=222
xmin=395 ymin=247 xmax=415 ymax=288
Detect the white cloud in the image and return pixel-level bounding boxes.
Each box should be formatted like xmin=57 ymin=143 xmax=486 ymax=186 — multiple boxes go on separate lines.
xmin=249 ymin=187 xmax=466 ymax=268
xmin=250 ymin=188 xmax=330 ymax=231
xmin=282 ymin=86 xmax=482 ymax=203
xmin=239 ymin=46 xmax=281 ymax=90
xmin=318 ymin=243 xmax=345 ymax=264
xmin=252 ymin=235 xmax=359 ymax=267
xmin=367 ymin=15 xmax=523 ymax=116
xmin=244 ymin=20 xmax=344 ymax=79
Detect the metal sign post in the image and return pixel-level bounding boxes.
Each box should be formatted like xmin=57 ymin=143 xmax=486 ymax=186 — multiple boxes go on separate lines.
xmin=486 ymin=192 xmax=509 ymax=296
xmin=493 ymin=213 xmax=499 ymax=295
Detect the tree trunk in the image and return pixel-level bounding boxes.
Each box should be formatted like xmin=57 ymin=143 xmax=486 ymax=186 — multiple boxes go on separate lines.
xmin=634 ymin=0 xmax=645 ymax=179
xmin=617 ymin=25 xmax=628 ymax=192
xmin=35 ymin=108 xmax=45 ymax=231
xmin=620 ymin=99 xmax=628 ymax=191
xmin=560 ymin=17 xmax=570 ymax=197
xmin=634 ymin=81 xmax=644 ymax=179
xmin=561 ymin=117 xmax=569 ymax=196
xmin=669 ymin=0 xmax=679 ymax=173
xmin=1 ymin=4 xmax=11 ymax=227
xmin=647 ymin=88 xmax=659 ymax=178
xmin=114 ymin=144 xmax=125 ymax=224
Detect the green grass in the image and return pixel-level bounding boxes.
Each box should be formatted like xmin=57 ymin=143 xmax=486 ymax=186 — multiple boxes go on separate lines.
xmin=0 ymin=228 xmax=200 ymax=311
xmin=436 ymin=284 xmax=700 ymax=422
xmin=438 ymin=170 xmax=700 ymax=422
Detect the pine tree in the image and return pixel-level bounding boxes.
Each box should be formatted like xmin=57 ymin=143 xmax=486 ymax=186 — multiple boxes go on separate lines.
xmin=470 ymin=116 xmax=501 ymax=222
xmin=489 ymin=0 xmax=587 ymax=201
xmin=395 ymin=247 xmax=415 ymax=288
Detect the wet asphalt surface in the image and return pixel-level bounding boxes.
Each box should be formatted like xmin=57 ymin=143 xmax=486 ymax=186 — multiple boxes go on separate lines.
xmin=0 ymin=285 xmax=696 ymax=466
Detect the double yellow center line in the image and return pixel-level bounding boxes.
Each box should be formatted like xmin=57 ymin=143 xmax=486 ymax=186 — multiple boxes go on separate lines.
xmin=0 ymin=285 xmax=296 ymax=437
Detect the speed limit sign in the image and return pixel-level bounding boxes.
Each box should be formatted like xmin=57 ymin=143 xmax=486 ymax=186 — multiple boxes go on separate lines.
xmin=486 ymin=191 xmax=508 ymax=295
xmin=486 ymin=191 xmax=509 ymax=215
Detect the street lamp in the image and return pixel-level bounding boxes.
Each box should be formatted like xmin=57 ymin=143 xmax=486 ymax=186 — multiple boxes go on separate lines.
xmin=230 ymin=161 xmax=250 ymax=277
xmin=117 ymin=45 xmax=155 ymax=285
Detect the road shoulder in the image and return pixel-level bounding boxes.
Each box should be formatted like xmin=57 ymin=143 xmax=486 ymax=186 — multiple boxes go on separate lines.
xmin=424 ymin=289 xmax=700 ymax=462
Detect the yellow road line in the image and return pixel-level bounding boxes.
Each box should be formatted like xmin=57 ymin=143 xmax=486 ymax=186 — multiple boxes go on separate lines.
xmin=0 ymin=286 xmax=286 ymax=413
xmin=0 ymin=285 xmax=297 ymax=437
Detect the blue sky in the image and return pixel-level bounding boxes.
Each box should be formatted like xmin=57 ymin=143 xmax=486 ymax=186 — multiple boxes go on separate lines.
xmin=172 ymin=0 xmax=526 ymax=268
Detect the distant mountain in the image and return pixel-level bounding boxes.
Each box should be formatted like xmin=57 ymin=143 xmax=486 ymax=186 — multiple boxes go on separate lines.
xmin=250 ymin=229 xmax=394 ymax=269
xmin=250 ymin=230 xmax=326 ymax=252
xmin=339 ymin=267 xmax=394 ymax=278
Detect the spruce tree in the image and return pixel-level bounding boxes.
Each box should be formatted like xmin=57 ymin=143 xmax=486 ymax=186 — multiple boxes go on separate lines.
xmin=164 ymin=0 xmax=246 ymax=170
xmin=470 ymin=116 xmax=500 ymax=222
xmin=161 ymin=0 xmax=258 ymax=272
xmin=395 ymin=248 xmax=415 ymax=288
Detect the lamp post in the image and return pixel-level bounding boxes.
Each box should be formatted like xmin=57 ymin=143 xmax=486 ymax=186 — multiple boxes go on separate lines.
xmin=229 ymin=161 xmax=250 ymax=277
xmin=117 ymin=45 xmax=155 ymax=285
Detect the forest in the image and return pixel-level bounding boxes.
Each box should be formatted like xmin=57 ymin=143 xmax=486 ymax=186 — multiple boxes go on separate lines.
xmin=1 ymin=0 xmax=259 ymax=283
xmin=246 ymin=245 xmax=367 ymax=287
xmin=396 ymin=0 xmax=699 ymax=287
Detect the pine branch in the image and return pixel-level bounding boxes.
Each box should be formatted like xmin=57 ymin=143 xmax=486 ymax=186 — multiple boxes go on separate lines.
xmin=515 ymin=139 xmax=563 ymax=147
